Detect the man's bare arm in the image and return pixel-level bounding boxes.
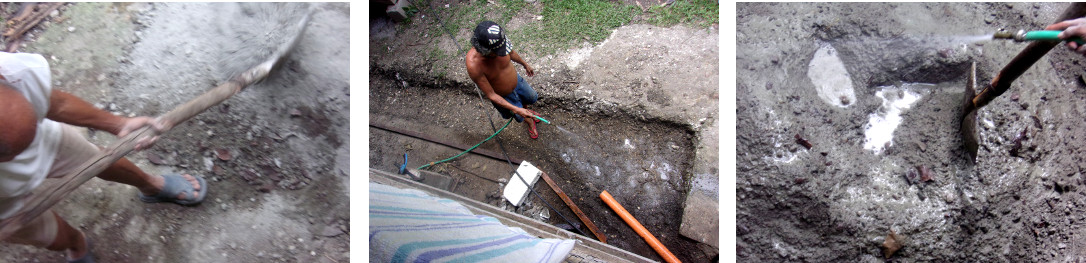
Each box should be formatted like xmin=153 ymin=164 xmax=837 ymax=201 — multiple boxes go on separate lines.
xmin=46 ymin=90 xmax=126 ymax=134
xmin=509 ymin=50 xmax=535 ymax=77
xmin=468 ymin=71 xmax=536 ymax=119
xmin=46 ymin=90 xmax=166 ymax=149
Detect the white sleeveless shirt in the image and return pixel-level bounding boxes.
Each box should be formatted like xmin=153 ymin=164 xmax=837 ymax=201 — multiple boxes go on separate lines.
xmin=0 ymin=52 xmax=61 ymax=218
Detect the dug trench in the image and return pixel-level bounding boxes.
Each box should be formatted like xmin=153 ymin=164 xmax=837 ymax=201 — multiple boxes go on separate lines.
xmin=739 ymin=2 xmax=1086 ymax=261
xmin=368 ymin=67 xmax=712 ymax=262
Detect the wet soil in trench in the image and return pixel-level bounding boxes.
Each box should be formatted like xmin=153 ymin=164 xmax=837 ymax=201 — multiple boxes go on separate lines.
xmin=368 ymin=69 xmax=711 ymax=261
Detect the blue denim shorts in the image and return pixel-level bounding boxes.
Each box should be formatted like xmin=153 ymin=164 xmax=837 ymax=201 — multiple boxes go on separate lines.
xmin=492 ymin=74 xmax=538 ymax=122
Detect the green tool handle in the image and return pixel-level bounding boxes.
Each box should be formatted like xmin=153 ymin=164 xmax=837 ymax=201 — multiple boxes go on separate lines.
xmin=1024 ymin=30 xmax=1086 ymax=45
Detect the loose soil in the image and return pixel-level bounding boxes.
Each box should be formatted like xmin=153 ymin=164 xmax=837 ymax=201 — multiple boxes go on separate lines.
xmin=0 ymin=3 xmax=350 ymax=262
xmin=739 ymin=2 xmax=1086 ymax=261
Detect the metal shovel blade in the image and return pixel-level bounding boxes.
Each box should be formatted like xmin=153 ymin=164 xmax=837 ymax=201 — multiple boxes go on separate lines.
xmin=961 ymin=62 xmax=979 ymax=162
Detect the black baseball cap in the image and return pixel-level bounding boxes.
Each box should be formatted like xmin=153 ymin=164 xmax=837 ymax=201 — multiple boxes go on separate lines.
xmin=471 ymin=21 xmax=512 ymax=56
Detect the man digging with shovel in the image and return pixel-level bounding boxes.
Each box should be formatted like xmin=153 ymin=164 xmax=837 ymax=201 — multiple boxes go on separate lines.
xmin=466 ymin=20 xmax=543 ymax=139
xmin=0 ymin=52 xmax=207 ymax=262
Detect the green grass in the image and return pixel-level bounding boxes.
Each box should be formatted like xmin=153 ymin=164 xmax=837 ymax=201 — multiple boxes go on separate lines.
xmin=401 ymin=0 xmax=717 ymax=57
xmin=523 ymin=0 xmax=638 ymax=54
xmin=645 ymin=0 xmax=718 ymax=28
xmin=498 ymin=0 xmax=528 ymax=23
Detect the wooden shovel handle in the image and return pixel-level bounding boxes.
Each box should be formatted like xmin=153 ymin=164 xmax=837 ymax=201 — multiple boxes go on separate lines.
xmin=0 ymin=10 xmax=312 ymax=240
xmin=971 ymin=3 xmax=1086 ymax=110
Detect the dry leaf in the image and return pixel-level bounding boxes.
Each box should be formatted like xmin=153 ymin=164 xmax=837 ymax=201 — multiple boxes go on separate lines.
xmin=148 ymin=152 xmax=167 ymax=165
xmin=215 ymin=149 xmax=232 ymax=161
xmin=883 ymin=229 xmax=903 ymax=259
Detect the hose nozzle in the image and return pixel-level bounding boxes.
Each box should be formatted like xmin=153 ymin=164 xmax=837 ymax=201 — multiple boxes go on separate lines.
xmin=992 ymin=28 xmax=1022 ymax=41
xmin=993 ymin=29 xmax=1084 ymax=44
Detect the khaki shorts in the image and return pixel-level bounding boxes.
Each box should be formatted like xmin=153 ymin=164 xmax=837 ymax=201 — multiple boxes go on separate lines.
xmin=6 ymin=124 xmax=100 ymax=247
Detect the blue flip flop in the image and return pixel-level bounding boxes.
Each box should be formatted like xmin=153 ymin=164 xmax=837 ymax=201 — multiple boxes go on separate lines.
xmin=67 ymin=233 xmax=94 ymax=263
xmin=139 ymin=173 xmax=208 ymax=205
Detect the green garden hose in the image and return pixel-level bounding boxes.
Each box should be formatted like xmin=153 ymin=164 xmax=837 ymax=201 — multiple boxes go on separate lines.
xmin=418 ymin=118 xmax=513 ymax=171
xmin=994 ymin=29 xmax=1086 ymax=45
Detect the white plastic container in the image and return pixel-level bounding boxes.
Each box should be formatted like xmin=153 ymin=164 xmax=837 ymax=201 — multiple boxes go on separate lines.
xmin=502 ymin=161 xmax=542 ymax=207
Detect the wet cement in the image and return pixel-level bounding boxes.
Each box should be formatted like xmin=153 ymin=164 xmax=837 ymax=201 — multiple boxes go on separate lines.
xmin=739 ymin=2 xmax=1086 ymax=261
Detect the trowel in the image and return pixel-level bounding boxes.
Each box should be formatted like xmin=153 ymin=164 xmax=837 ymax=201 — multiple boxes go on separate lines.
xmin=961 ymin=3 xmax=1086 ymax=162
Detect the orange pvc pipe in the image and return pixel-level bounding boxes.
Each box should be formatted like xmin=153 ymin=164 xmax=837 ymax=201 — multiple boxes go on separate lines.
xmin=600 ymin=190 xmax=681 ymax=263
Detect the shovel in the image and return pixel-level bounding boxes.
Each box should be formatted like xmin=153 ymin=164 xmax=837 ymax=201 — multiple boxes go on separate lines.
xmin=961 ymin=3 xmax=1086 ymax=162
xmin=0 ymin=9 xmax=313 ymax=239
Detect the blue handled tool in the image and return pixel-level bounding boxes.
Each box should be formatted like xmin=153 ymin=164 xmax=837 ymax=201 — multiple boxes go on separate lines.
xmin=397 ymin=153 xmax=421 ymax=181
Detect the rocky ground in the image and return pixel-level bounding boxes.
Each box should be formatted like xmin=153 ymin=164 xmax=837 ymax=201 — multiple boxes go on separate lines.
xmin=0 ymin=3 xmax=349 ymax=262
xmin=370 ymin=0 xmax=718 ymax=261
xmin=738 ymin=2 xmax=1086 ymax=261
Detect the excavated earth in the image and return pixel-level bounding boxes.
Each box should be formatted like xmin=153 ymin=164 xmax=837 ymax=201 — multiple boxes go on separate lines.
xmin=738 ymin=2 xmax=1086 ymax=261
xmin=0 ymin=3 xmax=349 ymax=262
xmin=369 ymin=0 xmax=719 ymax=261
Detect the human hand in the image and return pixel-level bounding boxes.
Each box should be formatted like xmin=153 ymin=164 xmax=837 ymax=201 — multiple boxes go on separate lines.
xmin=1046 ymin=17 xmax=1086 ymax=55
xmin=117 ymin=116 xmax=171 ymax=150
xmin=524 ymin=64 xmax=535 ymax=77
xmin=515 ymin=108 xmax=537 ymax=120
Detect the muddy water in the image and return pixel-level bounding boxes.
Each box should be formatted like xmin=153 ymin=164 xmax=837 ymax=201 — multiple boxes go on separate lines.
xmin=368 ymin=71 xmax=707 ymax=261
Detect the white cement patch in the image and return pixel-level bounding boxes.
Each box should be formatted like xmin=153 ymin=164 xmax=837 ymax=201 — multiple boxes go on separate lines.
xmin=863 ymin=84 xmax=925 ymax=154
xmin=807 ymin=44 xmax=857 ymax=108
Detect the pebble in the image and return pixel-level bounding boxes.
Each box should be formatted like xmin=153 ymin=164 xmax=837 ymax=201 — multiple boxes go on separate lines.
xmin=259 ymin=183 xmax=274 ymax=193
xmin=67 ymin=26 xmax=75 ymax=32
